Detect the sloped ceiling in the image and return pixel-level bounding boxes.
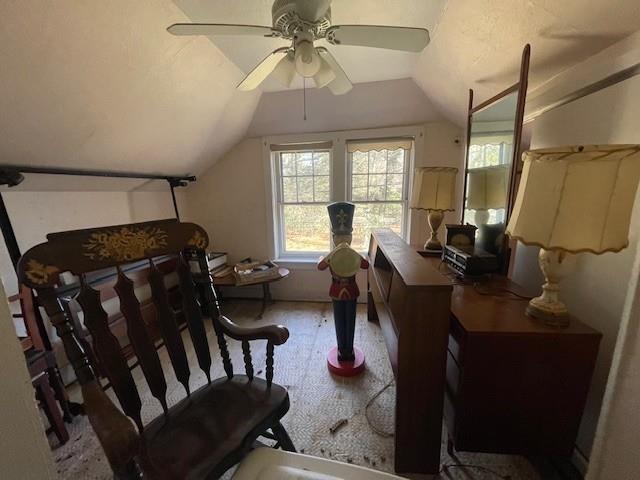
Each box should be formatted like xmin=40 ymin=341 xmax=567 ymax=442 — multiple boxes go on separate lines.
xmin=247 ymin=78 xmax=445 ymax=137
xmin=0 ymin=0 xmax=259 ymax=178
xmin=413 ymin=0 xmax=640 ymax=125
xmin=1 ymin=0 xmax=639 ymax=189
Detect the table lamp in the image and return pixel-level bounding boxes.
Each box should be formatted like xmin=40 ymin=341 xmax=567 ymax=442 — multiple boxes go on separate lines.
xmin=506 ymin=145 xmax=640 ymax=327
xmin=410 ymin=166 xmax=458 ymax=252
xmin=466 ymin=164 xmax=509 ymax=225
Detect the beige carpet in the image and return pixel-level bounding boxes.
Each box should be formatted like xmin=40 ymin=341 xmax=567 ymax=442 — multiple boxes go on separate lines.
xmin=50 ymin=300 xmax=543 ymax=479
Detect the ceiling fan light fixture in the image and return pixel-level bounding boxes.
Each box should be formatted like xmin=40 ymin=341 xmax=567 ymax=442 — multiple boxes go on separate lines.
xmin=272 ymin=51 xmax=297 ymax=87
xmin=295 ymin=42 xmax=321 ymax=77
xmin=313 ymin=56 xmax=336 ymax=88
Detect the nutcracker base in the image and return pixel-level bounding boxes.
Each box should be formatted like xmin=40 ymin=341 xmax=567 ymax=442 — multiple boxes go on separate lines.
xmin=327 ymin=346 xmax=365 ymax=377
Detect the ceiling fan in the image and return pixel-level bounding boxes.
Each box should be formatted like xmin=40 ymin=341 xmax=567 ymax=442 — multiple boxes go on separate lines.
xmin=167 ymin=0 xmax=430 ymax=95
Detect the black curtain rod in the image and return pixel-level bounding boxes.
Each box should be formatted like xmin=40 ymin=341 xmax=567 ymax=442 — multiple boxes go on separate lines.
xmin=0 ymin=164 xmax=196 ymax=183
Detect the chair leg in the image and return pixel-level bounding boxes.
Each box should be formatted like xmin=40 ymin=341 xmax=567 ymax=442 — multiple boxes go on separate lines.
xmin=271 ymin=422 xmax=296 ymax=452
xmin=46 ymin=365 xmax=73 ymax=423
xmin=34 ymin=373 xmax=69 ymax=445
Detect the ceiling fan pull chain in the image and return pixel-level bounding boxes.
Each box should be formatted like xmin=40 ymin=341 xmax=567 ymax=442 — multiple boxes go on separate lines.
xmin=303 ymin=77 xmax=307 ymax=121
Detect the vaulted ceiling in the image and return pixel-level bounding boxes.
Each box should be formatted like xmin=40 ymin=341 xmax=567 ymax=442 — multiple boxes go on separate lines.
xmin=1 ymin=1 xmax=639 ymax=183
xmin=415 ymin=0 xmax=640 ymax=124
xmin=0 ymin=0 xmax=259 ymax=178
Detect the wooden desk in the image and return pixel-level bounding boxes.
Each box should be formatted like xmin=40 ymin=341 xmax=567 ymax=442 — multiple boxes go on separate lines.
xmin=213 ymin=268 xmax=290 ymax=319
xmin=367 ymin=230 xmax=452 ymax=475
xmin=422 ymin=257 xmax=602 ymax=456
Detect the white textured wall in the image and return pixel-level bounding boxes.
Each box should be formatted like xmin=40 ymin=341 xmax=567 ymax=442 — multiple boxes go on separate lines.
xmin=409 ymin=122 xmax=465 ymax=246
xmin=0 ymin=280 xmax=56 ymax=479
xmin=587 ymin=227 xmax=640 ymax=480
xmin=182 ymin=137 xmax=271 ymax=264
xmin=512 ymin=73 xmax=640 ymax=458
xmin=128 ymin=190 xmax=179 ymax=222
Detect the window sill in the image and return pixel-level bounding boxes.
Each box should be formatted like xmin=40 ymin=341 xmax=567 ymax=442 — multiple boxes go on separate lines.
xmin=274 ymin=257 xmax=321 ymax=270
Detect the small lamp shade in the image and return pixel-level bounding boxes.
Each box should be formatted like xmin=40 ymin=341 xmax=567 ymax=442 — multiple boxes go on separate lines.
xmin=410 ymin=167 xmax=458 ymax=211
xmin=466 ymin=165 xmax=509 ymax=210
xmin=506 ymin=145 xmax=640 ymax=253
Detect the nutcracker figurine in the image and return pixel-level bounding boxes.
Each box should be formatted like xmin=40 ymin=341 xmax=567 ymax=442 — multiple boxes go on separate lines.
xmin=318 ymin=202 xmax=369 ymax=376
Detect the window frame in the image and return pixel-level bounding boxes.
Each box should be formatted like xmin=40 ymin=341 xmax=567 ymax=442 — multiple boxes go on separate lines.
xmin=265 ymin=127 xmax=422 ymax=262
xmin=273 ymin=148 xmax=333 ymax=259
xmin=346 ymin=145 xmax=413 ymax=249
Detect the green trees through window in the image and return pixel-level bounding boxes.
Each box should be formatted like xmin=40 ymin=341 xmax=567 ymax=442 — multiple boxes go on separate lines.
xmin=274 ymin=145 xmax=410 ymax=255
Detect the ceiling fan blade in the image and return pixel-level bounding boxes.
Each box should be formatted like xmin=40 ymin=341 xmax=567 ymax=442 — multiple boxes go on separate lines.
xmin=167 ymin=23 xmax=280 ymax=38
xmin=325 ymin=25 xmax=430 ymax=52
xmin=316 ymin=48 xmax=352 ymax=95
xmin=271 ymin=51 xmax=296 ymax=88
xmin=312 ymin=56 xmax=336 ymax=88
xmin=237 ymin=48 xmax=289 ymax=91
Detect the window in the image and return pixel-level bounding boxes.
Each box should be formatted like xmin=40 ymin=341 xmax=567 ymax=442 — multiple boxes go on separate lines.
xmin=347 ymin=140 xmax=412 ymax=251
xmin=465 ymin=132 xmax=513 ymax=225
xmin=467 ymin=133 xmax=513 ymax=169
xmin=274 ymin=148 xmax=332 ymax=255
xmin=271 ymin=137 xmax=413 ymax=258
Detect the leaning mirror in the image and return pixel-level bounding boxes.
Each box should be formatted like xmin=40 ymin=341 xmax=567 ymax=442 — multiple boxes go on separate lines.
xmin=461 ymin=45 xmax=530 ymax=273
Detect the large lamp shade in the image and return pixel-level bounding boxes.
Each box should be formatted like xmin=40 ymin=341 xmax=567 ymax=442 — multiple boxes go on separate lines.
xmin=410 ymin=167 xmax=458 ymax=211
xmin=410 ymin=166 xmax=458 ymax=252
xmin=506 ymin=145 xmax=640 ymax=253
xmin=506 ymin=144 xmax=640 ymax=326
xmin=466 ymin=165 xmax=509 ymax=211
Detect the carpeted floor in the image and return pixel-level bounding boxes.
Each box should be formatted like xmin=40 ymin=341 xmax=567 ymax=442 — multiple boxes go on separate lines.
xmin=50 ymin=300 xmax=546 ymax=479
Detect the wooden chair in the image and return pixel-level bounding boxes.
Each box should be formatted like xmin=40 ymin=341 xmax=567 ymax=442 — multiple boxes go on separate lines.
xmin=18 ymin=219 xmax=295 ymax=479
xmin=11 ymin=284 xmax=72 ymax=444
xmin=27 ymin=350 xmax=71 ymax=445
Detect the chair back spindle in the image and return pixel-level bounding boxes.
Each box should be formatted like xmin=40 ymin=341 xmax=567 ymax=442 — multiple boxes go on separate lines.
xmin=266 ymin=342 xmax=274 ymax=389
xmin=77 ymin=276 xmax=144 ymax=432
xmin=195 ymin=260 xmax=235 ymax=380
xmin=147 ymin=259 xmax=191 ymax=397
xmin=115 ymin=267 xmax=169 ymax=415
xmin=39 ymin=288 xmax=97 ymax=386
xmin=38 ymin=287 xmax=141 ymax=473
xmin=177 ymin=253 xmax=213 ymax=383
xmin=242 ymin=340 xmax=254 ymax=381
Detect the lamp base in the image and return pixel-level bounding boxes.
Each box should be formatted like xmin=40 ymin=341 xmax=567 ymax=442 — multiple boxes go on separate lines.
xmin=423 ymin=240 xmax=443 ymax=252
xmin=525 ymin=249 xmax=571 ymax=328
xmin=526 ymin=300 xmax=570 ymax=327
xmin=425 ymin=210 xmax=444 ymax=252
xmin=421 ymin=246 xmax=443 ymax=256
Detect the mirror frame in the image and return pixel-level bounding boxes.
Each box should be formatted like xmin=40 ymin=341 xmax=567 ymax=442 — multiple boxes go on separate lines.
xmin=461 ymin=44 xmax=530 ymax=273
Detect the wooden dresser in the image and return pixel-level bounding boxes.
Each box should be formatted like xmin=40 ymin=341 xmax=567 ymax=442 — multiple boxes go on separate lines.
xmin=420 ymin=257 xmax=602 ymax=456
xmin=367 ymin=229 xmax=452 ymax=475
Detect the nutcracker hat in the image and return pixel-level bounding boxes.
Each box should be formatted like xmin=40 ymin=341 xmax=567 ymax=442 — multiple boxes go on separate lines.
xmin=327 ymin=202 xmax=355 ymax=235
